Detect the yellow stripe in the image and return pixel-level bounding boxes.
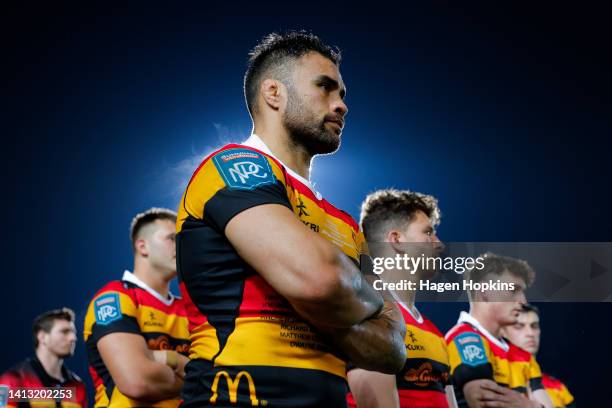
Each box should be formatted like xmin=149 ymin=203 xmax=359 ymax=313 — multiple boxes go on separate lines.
xmin=292 ymin=194 xmax=361 ymax=260
xmin=189 ymin=318 xmax=346 ymax=378
xmin=405 ymin=325 xmax=449 ymax=365
xmin=137 ymin=305 xmax=189 ymax=340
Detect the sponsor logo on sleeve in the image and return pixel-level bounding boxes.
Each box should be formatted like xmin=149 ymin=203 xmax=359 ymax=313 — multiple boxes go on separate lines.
xmin=455 ymin=332 xmax=488 ymax=366
xmin=94 ymin=293 xmax=122 ymax=326
xmin=0 ymin=385 xmax=8 ymax=408
xmin=213 ymin=149 xmax=275 ymax=191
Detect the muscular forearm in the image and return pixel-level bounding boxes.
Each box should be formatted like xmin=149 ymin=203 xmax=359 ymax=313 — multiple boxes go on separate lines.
xmin=292 ymin=251 xmax=385 ymax=329
xmin=329 ymin=301 xmax=406 ymax=374
xmin=128 ymin=359 xmax=183 ymax=401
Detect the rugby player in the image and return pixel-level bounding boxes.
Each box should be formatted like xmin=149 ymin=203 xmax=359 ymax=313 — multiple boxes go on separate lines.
xmin=176 ymin=31 xmax=406 ymax=407
xmin=0 ymin=308 xmax=87 ymax=407
xmin=347 ymin=188 xmax=453 ymax=408
xmin=83 ymin=208 xmax=190 ymax=407
xmin=445 ymin=254 xmax=554 ymax=408
xmin=502 ymin=304 xmax=575 ymax=408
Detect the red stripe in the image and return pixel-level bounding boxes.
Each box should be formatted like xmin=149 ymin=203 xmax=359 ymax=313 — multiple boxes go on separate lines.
xmin=542 ymin=373 xmax=563 ymax=390
xmin=179 ymin=281 xmax=207 ymax=331
xmin=91 ymin=281 xmax=128 ymax=298
xmin=238 ymin=274 xmax=294 ymax=318
xmin=398 ymin=306 xmax=444 ymax=337
xmin=287 ymin=175 xmax=359 ymax=232
xmin=398 ymin=389 xmax=449 ymax=407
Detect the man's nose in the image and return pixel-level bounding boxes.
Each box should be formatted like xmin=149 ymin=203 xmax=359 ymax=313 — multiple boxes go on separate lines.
xmin=332 ymin=97 xmax=348 ymax=117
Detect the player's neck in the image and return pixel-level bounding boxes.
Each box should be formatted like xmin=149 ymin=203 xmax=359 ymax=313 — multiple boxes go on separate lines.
xmin=35 ymin=348 xmax=64 ymax=382
xmin=386 ymin=268 xmax=417 ymax=308
xmin=132 ymin=262 xmax=171 ymax=298
xmin=253 ymin=124 xmax=312 ymax=180
xmin=470 ymin=307 xmax=502 ymax=338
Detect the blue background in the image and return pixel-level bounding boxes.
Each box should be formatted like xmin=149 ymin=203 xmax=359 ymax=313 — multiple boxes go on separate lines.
xmin=4 ymin=3 xmax=611 ymax=405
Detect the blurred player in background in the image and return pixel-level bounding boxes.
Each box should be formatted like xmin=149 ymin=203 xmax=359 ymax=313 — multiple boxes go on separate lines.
xmin=347 ymin=189 xmax=452 ymax=408
xmin=0 ymin=307 xmax=88 ymax=407
xmin=502 ymin=304 xmax=575 ymax=408
xmin=176 ymin=31 xmax=406 ymax=407
xmin=83 ymin=208 xmax=190 ymax=407
xmin=445 ymin=254 xmax=553 ymax=408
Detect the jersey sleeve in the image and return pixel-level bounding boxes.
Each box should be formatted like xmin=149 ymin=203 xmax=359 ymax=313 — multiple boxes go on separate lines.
xmin=179 ymin=147 xmax=292 ymax=233
xmin=560 ymin=382 xmax=575 ymax=406
xmin=528 ymin=355 xmax=544 ymax=391
xmin=0 ymin=370 xmax=21 ymax=408
xmin=447 ymin=331 xmax=494 ymax=390
xmin=83 ymin=286 xmax=141 ymax=344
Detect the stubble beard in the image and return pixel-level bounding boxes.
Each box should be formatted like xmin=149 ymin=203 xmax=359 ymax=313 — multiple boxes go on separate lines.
xmin=283 ymin=88 xmax=341 ymax=157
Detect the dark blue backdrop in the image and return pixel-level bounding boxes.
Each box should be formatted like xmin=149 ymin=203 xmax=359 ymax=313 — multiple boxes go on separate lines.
xmin=4 ymin=4 xmax=611 ymax=405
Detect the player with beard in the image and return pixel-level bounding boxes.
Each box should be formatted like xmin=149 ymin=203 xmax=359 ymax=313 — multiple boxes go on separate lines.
xmin=445 ymin=254 xmax=554 ymax=408
xmin=176 ymin=31 xmax=406 ymax=407
xmin=346 ymin=189 xmax=453 ymax=408
xmin=0 ymin=308 xmax=88 ymax=407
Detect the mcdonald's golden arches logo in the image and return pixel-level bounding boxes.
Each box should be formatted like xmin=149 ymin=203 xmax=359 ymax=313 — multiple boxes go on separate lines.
xmin=210 ymin=370 xmax=260 ymax=406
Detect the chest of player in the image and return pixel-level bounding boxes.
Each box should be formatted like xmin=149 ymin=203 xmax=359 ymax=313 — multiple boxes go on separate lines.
xmin=287 ymin=188 xmax=361 ymax=260
xmin=400 ymin=324 xmax=450 ymax=385
xmin=488 ymin=346 xmax=531 ymax=389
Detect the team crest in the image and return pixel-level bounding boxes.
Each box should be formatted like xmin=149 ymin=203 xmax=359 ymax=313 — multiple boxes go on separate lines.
xmin=213 ymin=148 xmax=275 ymax=190
xmin=0 ymin=385 xmax=8 ymax=408
xmin=94 ymin=293 xmax=122 ymax=326
xmin=455 ymin=332 xmax=488 ymax=366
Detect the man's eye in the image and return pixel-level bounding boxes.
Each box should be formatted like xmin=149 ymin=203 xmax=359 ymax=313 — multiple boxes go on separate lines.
xmin=320 ymin=83 xmax=329 ymax=90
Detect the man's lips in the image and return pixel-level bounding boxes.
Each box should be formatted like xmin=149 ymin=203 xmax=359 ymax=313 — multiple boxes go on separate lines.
xmin=325 ymin=118 xmax=344 ymax=128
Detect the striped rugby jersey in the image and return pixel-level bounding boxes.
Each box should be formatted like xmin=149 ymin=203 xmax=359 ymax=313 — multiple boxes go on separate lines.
xmin=83 ymin=271 xmax=189 ymax=407
xmin=176 ymin=134 xmax=366 ymax=407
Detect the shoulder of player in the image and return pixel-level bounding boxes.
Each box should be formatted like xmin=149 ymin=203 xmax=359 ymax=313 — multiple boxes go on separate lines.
xmin=418 ymin=313 xmax=445 ymax=337
xmin=89 ymin=280 xmax=136 ymax=303
xmin=195 ymin=143 xmax=286 ymax=181
xmin=505 ymin=339 xmax=533 ymax=361
xmin=0 ymin=360 xmax=28 ymax=384
xmin=445 ymin=322 xmax=482 ymax=343
xmin=541 ymin=373 xmax=564 ymax=389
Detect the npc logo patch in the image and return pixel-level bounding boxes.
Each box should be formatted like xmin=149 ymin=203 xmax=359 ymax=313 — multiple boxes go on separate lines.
xmin=213 ymin=148 xmax=275 ymax=190
xmin=0 ymin=385 xmax=8 ymax=408
xmin=455 ymin=332 xmax=488 ymax=366
xmin=94 ymin=293 xmax=122 ymax=326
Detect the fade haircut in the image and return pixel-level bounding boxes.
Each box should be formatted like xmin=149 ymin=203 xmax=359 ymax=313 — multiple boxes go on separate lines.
xmin=32 ymin=307 xmax=75 ymax=348
xmin=360 ymin=189 xmax=441 ymax=242
xmin=244 ymin=30 xmax=341 ymax=116
xmin=130 ymin=207 xmax=177 ymax=251
xmin=466 ymin=253 xmax=536 ymax=300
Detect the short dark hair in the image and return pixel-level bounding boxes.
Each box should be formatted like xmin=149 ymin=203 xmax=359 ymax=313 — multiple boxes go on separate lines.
xmin=360 ymin=189 xmax=441 ymax=242
xmin=32 ymin=308 xmax=75 ymax=348
xmin=244 ymin=30 xmax=341 ymax=116
xmin=130 ymin=207 xmax=177 ymax=251
xmin=521 ymin=303 xmax=540 ymax=316
xmin=466 ymin=253 xmax=535 ymax=300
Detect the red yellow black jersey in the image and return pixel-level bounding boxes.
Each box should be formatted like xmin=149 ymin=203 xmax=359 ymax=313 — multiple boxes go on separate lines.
xmin=445 ymin=312 xmax=544 ymax=408
xmin=542 ymin=373 xmax=575 ymax=408
xmin=176 ymin=134 xmax=366 ymax=407
xmin=83 ymin=271 xmax=190 ymax=408
xmin=346 ymin=303 xmax=450 ymax=408
xmin=0 ymin=356 xmax=87 ymax=408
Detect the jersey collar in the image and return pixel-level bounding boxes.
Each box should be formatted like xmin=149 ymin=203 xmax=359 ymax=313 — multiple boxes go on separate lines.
xmin=242 ymin=133 xmax=323 ymax=200
xmin=122 ymin=270 xmax=175 ymax=306
xmin=458 ymin=311 xmax=509 ymax=351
